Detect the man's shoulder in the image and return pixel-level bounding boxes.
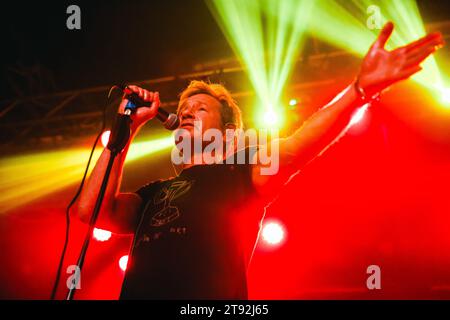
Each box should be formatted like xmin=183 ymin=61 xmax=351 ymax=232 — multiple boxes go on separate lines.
xmin=137 ymin=178 xmax=164 ymax=190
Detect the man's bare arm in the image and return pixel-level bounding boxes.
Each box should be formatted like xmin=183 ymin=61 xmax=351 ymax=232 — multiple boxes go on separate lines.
xmin=76 ymin=138 xmax=141 ymax=234
xmin=75 ymin=86 xmax=160 ymax=234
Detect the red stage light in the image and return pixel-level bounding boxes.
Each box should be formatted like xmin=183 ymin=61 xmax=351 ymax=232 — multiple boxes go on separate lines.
xmin=101 ymin=130 xmax=111 ymax=148
xmin=93 ymin=228 xmax=112 ymax=242
xmin=262 ymin=222 xmax=285 ymax=245
xmin=119 ymin=255 xmax=129 ymax=272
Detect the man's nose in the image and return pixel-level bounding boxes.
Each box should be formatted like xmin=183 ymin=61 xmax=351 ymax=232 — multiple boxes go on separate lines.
xmin=180 ymin=107 xmax=195 ymax=120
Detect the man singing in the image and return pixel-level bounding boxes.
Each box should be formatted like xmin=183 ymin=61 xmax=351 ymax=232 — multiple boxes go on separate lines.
xmin=76 ymin=23 xmax=443 ymax=299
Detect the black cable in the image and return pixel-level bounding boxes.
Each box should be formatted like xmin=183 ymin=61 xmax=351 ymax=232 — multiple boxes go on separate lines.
xmin=50 ymin=89 xmax=114 ymax=300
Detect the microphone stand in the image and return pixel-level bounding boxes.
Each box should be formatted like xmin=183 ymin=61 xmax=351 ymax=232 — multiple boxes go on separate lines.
xmin=66 ymin=111 xmax=133 ymax=300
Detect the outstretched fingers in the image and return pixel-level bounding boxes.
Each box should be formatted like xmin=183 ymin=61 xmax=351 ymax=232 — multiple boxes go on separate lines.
xmin=400 ymin=32 xmax=444 ymax=54
xmin=395 ymin=65 xmax=423 ymax=82
xmin=404 ymin=46 xmax=436 ymax=68
xmin=372 ymin=22 xmax=394 ymax=50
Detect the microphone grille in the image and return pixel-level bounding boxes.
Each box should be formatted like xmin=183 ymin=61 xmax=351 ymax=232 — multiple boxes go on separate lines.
xmin=164 ymin=113 xmax=180 ymax=130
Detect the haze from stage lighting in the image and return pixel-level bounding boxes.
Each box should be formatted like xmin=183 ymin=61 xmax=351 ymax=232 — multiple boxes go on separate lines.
xmin=208 ymin=0 xmax=313 ymax=129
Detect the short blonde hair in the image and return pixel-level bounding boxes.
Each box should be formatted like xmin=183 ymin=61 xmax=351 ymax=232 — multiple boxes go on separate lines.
xmin=178 ymin=80 xmax=243 ymax=130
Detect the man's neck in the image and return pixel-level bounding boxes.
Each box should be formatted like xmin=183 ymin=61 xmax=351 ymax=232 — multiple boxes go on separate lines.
xmin=180 ymin=145 xmax=236 ymax=170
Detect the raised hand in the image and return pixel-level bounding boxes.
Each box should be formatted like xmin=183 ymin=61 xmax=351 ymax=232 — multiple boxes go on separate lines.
xmin=358 ymin=22 xmax=444 ymax=97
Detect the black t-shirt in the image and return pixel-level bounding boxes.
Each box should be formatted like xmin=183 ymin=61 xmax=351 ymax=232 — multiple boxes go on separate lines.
xmin=120 ymin=147 xmax=265 ymax=299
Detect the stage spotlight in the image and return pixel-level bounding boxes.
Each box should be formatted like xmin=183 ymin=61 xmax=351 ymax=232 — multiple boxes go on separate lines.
xmin=101 ymin=130 xmax=111 ymax=148
xmin=93 ymin=228 xmax=112 ymax=242
xmin=119 ymin=255 xmax=129 ymax=272
xmin=289 ymin=99 xmax=298 ymax=107
xmin=259 ymin=106 xmax=286 ymax=129
xmin=263 ymin=109 xmax=279 ymax=127
xmin=262 ymin=222 xmax=285 ymax=245
xmin=441 ymin=88 xmax=450 ymax=106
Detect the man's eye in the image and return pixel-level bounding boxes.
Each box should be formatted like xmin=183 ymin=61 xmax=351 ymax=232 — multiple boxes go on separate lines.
xmin=199 ymin=107 xmax=207 ymax=111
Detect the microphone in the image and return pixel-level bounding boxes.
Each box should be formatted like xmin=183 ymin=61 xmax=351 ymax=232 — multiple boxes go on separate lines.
xmin=119 ymin=85 xmax=180 ymax=130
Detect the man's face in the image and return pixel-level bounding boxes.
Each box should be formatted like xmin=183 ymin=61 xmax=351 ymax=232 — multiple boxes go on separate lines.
xmin=176 ymin=93 xmax=224 ymax=139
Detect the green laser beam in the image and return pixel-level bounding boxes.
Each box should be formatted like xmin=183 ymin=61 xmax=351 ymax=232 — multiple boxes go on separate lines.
xmin=207 ymin=0 xmax=313 ymax=128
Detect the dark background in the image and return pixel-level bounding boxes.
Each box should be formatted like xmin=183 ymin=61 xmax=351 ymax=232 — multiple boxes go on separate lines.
xmin=1 ymin=0 xmax=450 ymax=99
xmin=0 ymin=0 xmax=233 ymax=100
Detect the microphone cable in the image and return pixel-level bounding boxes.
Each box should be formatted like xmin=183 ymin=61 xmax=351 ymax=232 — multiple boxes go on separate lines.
xmin=50 ymin=87 xmax=119 ymax=299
